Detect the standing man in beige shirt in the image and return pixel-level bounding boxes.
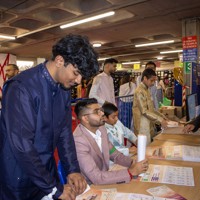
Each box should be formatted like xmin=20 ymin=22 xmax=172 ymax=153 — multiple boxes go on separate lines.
xmin=89 ymin=58 xmax=118 ymax=105
xmin=133 ymin=68 xmax=168 ymax=144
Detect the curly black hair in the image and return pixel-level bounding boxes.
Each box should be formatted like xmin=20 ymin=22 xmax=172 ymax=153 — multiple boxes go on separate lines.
xmin=52 ymin=34 xmax=99 ymax=79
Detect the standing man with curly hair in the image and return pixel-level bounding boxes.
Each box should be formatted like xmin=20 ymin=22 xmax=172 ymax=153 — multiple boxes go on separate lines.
xmin=0 ymin=34 xmax=99 ymax=200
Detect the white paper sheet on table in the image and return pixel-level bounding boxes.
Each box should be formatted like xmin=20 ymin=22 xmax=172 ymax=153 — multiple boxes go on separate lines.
xmin=167 ymin=121 xmax=179 ymax=128
xmin=141 ymin=164 xmax=194 ymax=187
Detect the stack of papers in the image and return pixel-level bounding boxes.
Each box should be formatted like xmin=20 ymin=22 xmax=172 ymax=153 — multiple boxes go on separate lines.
xmin=146 ymin=145 xmax=200 ymax=162
xmin=141 ymin=164 xmax=194 ymax=186
xmin=167 ymin=121 xmax=179 ymax=127
xmin=76 ymin=188 xmax=182 ymax=200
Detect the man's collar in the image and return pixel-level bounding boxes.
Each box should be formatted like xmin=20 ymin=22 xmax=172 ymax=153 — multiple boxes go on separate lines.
xmin=41 ymin=61 xmax=59 ymax=92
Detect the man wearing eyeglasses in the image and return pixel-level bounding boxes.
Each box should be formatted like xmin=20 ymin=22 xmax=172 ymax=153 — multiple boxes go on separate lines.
xmin=73 ymin=98 xmax=148 ymax=185
xmin=0 ymin=35 xmax=99 ymax=200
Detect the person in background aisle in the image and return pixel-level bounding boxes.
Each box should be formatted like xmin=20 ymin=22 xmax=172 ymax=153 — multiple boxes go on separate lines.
xmin=85 ymin=77 xmax=94 ymax=98
xmin=133 ymin=68 xmax=169 ymax=145
xmin=5 ymin=63 xmax=19 ymax=80
xmin=0 ymin=34 xmax=99 ymax=200
xmin=76 ymin=79 xmax=87 ymax=98
xmin=73 ymin=98 xmax=148 ymax=185
xmin=156 ymin=76 xmax=165 ymax=104
xmin=131 ymin=76 xmax=137 ymax=85
xmin=136 ymin=61 xmax=159 ymax=110
xmin=102 ymin=102 xmax=137 ymax=155
xmin=183 ymin=115 xmax=200 ymax=134
xmin=163 ymin=74 xmax=170 ymax=87
xmin=119 ymin=74 xmax=136 ymax=97
xmin=89 ymin=58 xmax=118 ymax=105
xmin=0 ymin=64 xmax=20 ymax=104
xmin=119 ymin=74 xmax=136 ymax=129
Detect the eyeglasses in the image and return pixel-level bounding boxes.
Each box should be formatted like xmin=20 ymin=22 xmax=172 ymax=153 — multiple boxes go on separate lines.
xmin=83 ymin=107 xmax=104 ymax=116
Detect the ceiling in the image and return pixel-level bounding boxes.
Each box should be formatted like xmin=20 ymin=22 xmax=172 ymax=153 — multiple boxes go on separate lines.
xmin=0 ymin=0 xmax=200 ymax=66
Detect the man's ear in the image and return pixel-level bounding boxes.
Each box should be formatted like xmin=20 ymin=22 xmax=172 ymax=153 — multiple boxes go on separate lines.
xmin=55 ymin=55 xmax=64 ymax=68
xmin=104 ymin=116 xmax=108 ymax=122
xmin=143 ymin=76 xmax=147 ymax=81
xmin=81 ymin=115 xmax=89 ymax=124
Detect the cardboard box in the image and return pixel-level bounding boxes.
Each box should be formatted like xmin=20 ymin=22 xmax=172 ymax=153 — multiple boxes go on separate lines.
xmin=174 ymin=106 xmax=184 ymax=119
xmin=160 ymin=106 xmax=175 ymax=118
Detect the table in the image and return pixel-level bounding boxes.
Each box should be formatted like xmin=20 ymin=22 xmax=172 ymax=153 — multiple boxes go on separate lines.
xmin=154 ymin=133 xmax=200 ymax=146
xmin=92 ymin=133 xmax=200 ymax=200
xmin=92 ymin=157 xmax=200 ymax=199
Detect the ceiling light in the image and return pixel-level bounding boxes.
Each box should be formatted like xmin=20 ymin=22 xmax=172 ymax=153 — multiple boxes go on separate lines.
xmin=157 ymin=56 xmax=163 ymax=60
xmin=160 ymin=50 xmax=183 ymax=54
xmin=60 ymin=11 xmax=115 ymax=29
xmin=122 ymin=61 xmax=140 ymax=65
xmin=93 ymin=43 xmax=102 ymax=47
xmin=135 ymin=40 xmax=174 ymax=47
xmin=98 ymin=57 xmax=109 ymax=61
xmin=0 ymin=35 xmax=15 ymax=40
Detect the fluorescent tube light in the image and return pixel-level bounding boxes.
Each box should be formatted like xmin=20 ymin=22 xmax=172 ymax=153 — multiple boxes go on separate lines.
xmin=0 ymin=35 xmax=15 ymax=40
xmin=160 ymin=50 xmax=183 ymax=54
xmin=98 ymin=57 xmax=109 ymax=61
xmin=135 ymin=40 xmax=174 ymax=47
xmin=122 ymin=61 xmax=140 ymax=65
xmin=60 ymin=11 xmax=115 ymax=29
xmin=93 ymin=43 xmax=102 ymax=47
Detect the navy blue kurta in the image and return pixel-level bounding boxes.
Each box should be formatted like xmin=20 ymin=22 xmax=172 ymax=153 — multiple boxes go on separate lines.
xmin=0 ymin=62 xmax=80 ymax=200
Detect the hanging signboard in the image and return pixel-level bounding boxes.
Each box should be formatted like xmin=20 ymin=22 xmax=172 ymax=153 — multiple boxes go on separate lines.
xmin=117 ymin=63 xmax=122 ymax=70
xmin=183 ymin=48 xmax=197 ymax=62
xmin=133 ymin=63 xmax=140 ymax=70
xmin=182 ymin=36 xmax=197 ymax=49
xmin=184 ymin=62 xmax=192 ymax=74
xmin=182 ymin=36 xmax=197 ymax=62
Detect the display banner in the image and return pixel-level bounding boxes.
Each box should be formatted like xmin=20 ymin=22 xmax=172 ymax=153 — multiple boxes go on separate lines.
xmin=182 ymin=36 xmax=198 ymax=70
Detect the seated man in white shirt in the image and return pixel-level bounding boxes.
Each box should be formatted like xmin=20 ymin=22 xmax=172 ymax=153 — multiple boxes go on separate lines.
xmin=73 ymin=98 xmax=148 ymax=185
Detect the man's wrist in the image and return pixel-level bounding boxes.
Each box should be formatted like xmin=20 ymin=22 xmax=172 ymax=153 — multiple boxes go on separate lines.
xmin=127 ymin=169 xmax=138 ymax=180
xmin=127 ymin=169 xmax=132 ymax=180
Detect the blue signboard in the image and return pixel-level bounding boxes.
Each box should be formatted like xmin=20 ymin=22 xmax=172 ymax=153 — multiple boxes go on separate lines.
xmin=183 ymin=48 xmax=197 ymax=62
